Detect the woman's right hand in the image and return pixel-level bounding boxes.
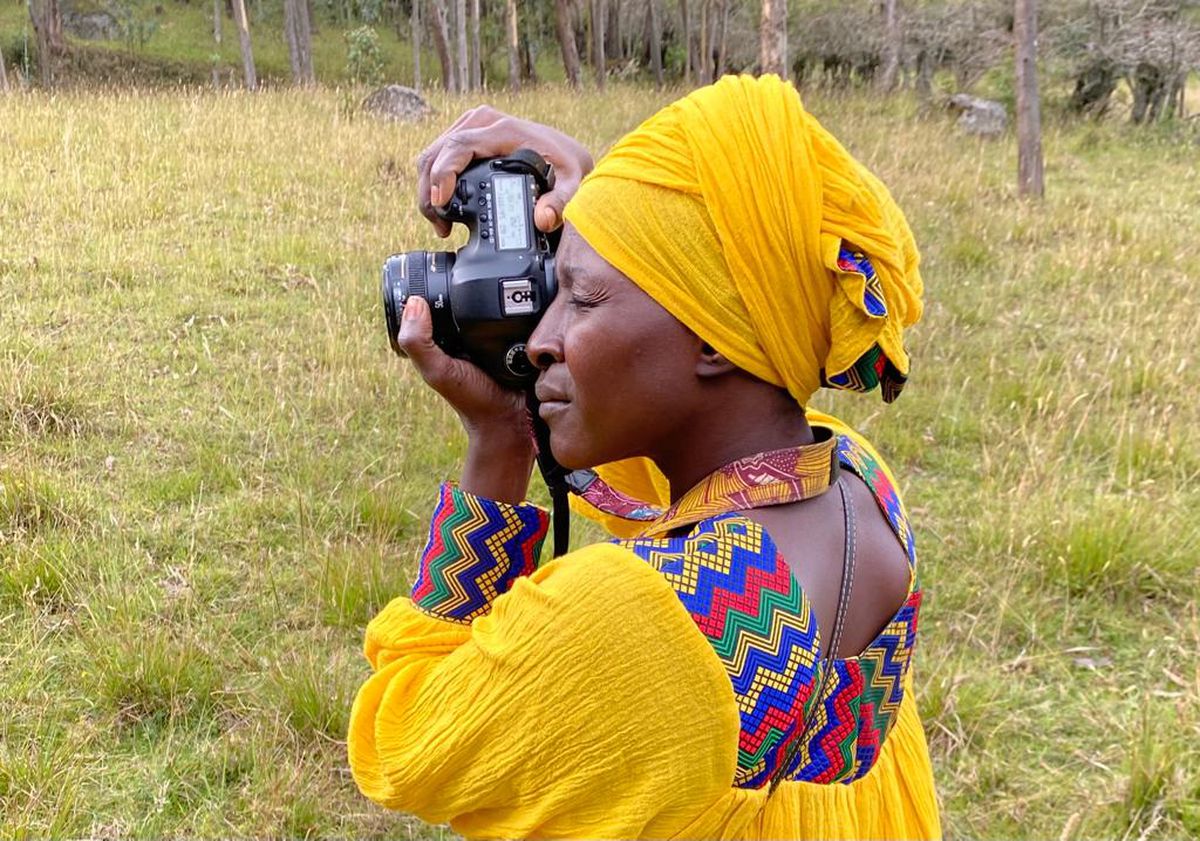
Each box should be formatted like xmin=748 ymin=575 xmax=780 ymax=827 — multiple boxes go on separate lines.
xmin=416 ymin=106 xmax=594 ymax=237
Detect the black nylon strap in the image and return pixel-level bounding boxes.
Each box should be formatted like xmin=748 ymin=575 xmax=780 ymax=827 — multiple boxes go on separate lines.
xmin=526 ymin=390 xmax=571 ymax=558
xmin=767 ymin=476 xmax=857 ymax=795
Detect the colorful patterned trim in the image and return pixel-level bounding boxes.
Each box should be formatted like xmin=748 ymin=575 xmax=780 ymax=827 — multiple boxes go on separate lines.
xmin=411 ymin=483 xmax=550 ymax=624
xmin=837 ymin=246 xmax=888 ymax=317
xmin=835 ymin=435 xmax=916 ymax=568
xmin=786 ymin=589 xmax=921 ymax=784
xmin=823 ymin=245 xmax=910 ymax=404
xmin=616 ymin=515 xmax=821 ymax=789
xmin=568 ymin=469 xmax=662 ymax=523
xmin=643 ymin=431 xmax=839 ymax=538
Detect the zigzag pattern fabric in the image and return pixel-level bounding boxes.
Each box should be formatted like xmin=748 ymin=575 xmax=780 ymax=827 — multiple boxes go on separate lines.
xmin=823 ymin=245 xmax=911 ymax=403
xmin=617 ymin=515 xmax=821 ymax=789
xmin=411 ymin=483 xmax=549 ymax=624
xmin=615 ymin=433 xmax=922 ymax=788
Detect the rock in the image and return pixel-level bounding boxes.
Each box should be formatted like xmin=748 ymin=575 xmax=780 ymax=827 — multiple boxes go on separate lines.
xmin=361 ymin=85 xmax=434 ymax=123
xmin=64 ymin=10 xmax=121 ymax=41
xmin=947 ymin=93 xmax=1007 ymax=137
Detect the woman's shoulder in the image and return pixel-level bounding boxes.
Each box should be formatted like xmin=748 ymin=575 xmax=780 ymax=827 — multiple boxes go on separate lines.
xmin=825 ymin=429 xmax=917 ymax=566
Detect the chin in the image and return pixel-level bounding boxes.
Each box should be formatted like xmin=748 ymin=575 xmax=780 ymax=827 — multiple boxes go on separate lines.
xmin=546 ymin=424 xmax=610 ymax=472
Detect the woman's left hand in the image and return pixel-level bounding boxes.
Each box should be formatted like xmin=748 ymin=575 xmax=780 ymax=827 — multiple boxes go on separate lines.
xmin=397 ymin=296 xmax=535 ymax=503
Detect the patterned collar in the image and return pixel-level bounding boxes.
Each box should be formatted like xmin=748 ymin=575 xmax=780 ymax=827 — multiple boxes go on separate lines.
xmin=641 ymin=429 xmax=840 ymax=537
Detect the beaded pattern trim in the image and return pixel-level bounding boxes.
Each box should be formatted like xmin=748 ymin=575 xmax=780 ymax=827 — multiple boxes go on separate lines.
xmin=617 ymin=515 xmax=820 ymax=789
xmin=411 ymin=483 xmax=549 ymax=624
xmin=616 ymin=434 xmax=921 ymax=788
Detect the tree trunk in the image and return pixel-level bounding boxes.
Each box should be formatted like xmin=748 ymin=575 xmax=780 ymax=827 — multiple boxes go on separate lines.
xmin=878 ymin=0 xmax=900 ymax=92
xmin=1014 ymin=0 xmax=1044 ymax=198
xmin=284 ymin=0 xmax=301 ymax=81
xmin=591 ymin=0 xmax=605 ymax=89
xmin=455 ymin=0 xmax=469 ymax=91
xmin=698 ymin=0 xmax=709 ymax=83
xmin=295 ymin=0 xmax=314 ymax=84
xmin=411 ymin=0 xmax=422 ymax=91
xmin=29 ymin=0 xmax=64 ymax=86
xmin=715 ymin=0 xmax=728 ymax=79
xmin=605 ymin=0 xmax=619 ymax=62
xmin=506 ymin=0 xmax=520 ymax=91
xmin=522 ymin=9 xmax=538 ymax=83
xmin=647 ymin=0 xmax=663 ymax=87
xmin=916 ymin=48 xmax=932 ymax=106
xmin=760 ymin=0 xmax=786 ymax=77
xmin=0 ymin=46 xmax=9 ymax=91
xmin=429 ymin=0 xmax=456 ymax=91
xmin=230 ymin=0 xmax=258 ymax=91
xmin=680 ymin=0 xmax=691 ymax=84
xmin=212 ymin=0 xmax=222 ymax=88
xmin=469 ymin=0 xmax=481 ymax=90
xmin=554 ymin=0 xmax=582 ymax=87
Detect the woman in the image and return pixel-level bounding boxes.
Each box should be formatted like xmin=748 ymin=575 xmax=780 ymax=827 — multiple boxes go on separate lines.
xmin=348 ymin=75 xmax=940 ymax=839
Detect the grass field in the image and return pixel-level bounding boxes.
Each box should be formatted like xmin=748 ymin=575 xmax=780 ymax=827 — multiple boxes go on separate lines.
xmin=1 ymin=82 xmax=1199 ymax=839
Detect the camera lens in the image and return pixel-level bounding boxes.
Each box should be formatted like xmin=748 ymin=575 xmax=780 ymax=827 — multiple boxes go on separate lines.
xmin=381 ymin=251 xmax=457 ymax=358
xmin=382 ymin=253 xmax=410 ymax=357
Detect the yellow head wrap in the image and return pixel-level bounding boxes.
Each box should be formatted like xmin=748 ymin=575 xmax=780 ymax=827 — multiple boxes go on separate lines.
xmin=561 ymin=74 xmax=924 ymax=533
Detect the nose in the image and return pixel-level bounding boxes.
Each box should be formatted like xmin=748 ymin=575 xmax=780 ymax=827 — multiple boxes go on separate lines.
xmin=526 ymin=295 xmax=565 ymax=371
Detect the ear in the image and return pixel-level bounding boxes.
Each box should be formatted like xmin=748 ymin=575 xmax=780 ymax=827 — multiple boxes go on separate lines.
xmin=696 ymin=341 xmax=739 ymax=379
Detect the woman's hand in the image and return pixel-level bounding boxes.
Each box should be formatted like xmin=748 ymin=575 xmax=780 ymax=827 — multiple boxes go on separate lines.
xmin=416 ymin=106 xmax=593 ymax=237
xmin=397 ymin=296 xmax=534 ymax=504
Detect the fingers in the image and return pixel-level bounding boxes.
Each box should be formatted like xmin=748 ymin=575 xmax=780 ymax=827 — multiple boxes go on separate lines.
xmin=427 ymin=122 xmax=527 ymax=209
xmin=396 ymin=296 xmax=454 ymax=387
xmin=534 ymin=180 xmax=579 ymax=232
xmin=417 ymin=107 xmax=504 ymax=237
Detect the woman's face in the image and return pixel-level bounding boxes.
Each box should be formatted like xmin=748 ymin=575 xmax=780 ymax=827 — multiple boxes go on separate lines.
xmin=525 ymin=224 xmax=702 ymax=470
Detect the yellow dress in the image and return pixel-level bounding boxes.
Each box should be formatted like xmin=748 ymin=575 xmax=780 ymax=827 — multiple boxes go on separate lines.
xmin=348 ymin=429 xmax=941 ymax=839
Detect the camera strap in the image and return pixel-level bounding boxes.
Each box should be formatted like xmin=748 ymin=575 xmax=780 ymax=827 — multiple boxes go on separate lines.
xmin=526 ymin=391 xmax=571 ymax=558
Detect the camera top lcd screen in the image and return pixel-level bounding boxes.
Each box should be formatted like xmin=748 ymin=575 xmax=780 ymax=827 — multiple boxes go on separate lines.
xmin=493 ymin=174 xmax=530 ymax=252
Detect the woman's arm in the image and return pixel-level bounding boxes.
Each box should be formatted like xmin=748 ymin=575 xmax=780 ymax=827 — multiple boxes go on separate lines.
xmin=348 ymin=539 xmax=741 ymax=838
xmin=396 ymin=108 xmax=594 ymax=504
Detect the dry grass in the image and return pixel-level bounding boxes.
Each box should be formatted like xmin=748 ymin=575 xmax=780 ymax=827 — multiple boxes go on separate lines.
xmin=1 ymin=83 xmax=1197 ymax=838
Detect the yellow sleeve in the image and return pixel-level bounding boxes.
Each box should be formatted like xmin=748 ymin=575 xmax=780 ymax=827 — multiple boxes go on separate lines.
xmin=347 ymin=541 xmax=741 ymax=839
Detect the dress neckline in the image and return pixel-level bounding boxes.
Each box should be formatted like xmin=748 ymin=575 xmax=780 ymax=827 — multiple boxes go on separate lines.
xmin=641 ymin=429 xmax=840 ymax=538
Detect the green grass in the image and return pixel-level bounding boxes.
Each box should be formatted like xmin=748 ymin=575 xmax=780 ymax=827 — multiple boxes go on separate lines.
xmin=2 ymin=81 xmax=1199 ymax=838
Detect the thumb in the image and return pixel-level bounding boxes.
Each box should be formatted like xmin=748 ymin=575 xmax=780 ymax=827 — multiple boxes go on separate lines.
xmin=534 ymin=189 xmax=570 ymax=232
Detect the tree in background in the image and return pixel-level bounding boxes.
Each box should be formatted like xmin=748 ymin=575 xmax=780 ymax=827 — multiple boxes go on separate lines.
xmin=429 ymin=0 xmax=456 ymax=91
xmin=411 ymin=0 xmax=422 ymax=90
xmin=760 ymin=0 xmax=785 ymax=75
xmin=28 ymin=0 xmax=65 ymax=86
xmin=591 ymin=0 xmax=606 ymax=88
xmin=878 ymin=0 xmax=902 ymax=91
xmin=285 ymin=0 xmax=315 ymax=85
xmin=229 ymin=0 xmax=258 ymax=90
xmin=0 ymin=45 xmax=9 ymax=91
xmin=1015 ymin=0 xmax=1045 ymax=198
xmin=647 ymin=0 xmax=664 ymax=87
xmin=554 ymin=0 xmax=582 ymax=87
xmin=455 ymin=0 xmax=468 ymax=91
xmin=507 ymin=0 xmax=521 ymax=91
xmin=680 ymin=0 xmax=692 ymax=82
xmin=469 ymin=0 xmax=481 ymax=90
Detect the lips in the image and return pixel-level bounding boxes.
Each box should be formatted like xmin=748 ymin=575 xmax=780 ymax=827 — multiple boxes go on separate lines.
xmin=534 ymin=380 xmax=570 ymax=405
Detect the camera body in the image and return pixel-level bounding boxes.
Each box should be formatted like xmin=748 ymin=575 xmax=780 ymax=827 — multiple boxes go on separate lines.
xmin=382 ymin=151 xmax=558 ymax=389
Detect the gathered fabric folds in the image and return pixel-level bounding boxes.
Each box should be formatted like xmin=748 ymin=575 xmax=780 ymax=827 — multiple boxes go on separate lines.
xmin=563 ymin=73 xmax=924 ymax=525
xmin=563 ymin=73 xmax=923 ymax=409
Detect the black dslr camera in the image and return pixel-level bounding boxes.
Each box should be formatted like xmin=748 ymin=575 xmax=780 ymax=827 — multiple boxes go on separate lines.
xmin=381 ymin=150 xmax=558 ymax=389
